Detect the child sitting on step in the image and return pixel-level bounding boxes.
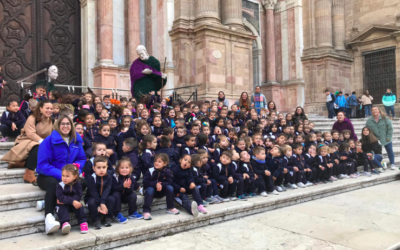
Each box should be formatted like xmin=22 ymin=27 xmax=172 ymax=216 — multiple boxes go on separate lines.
xmin=0 ymin=100 xmax=26 ymax=142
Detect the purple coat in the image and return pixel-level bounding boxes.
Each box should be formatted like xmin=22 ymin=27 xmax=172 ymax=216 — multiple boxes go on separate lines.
xmin=332 ymin=118 xmax=358 ymax=141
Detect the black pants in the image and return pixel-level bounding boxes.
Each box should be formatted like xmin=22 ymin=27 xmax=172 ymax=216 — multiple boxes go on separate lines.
xmin=309 ymin=167 xmax=317 ymax=182
xmin=143 ymin=185 xmax=175 ymax=213
xmin=274 ymin=172 xmax=290 ymax=186
xmin=0 ymin=124 xmax=22 ymax=137
xmin=215 ymin=178 xmax=237 ymax=198
xmin=209 ymin=178 xmax=218 ymax=197
xmin=37 ymin=175 xmax=58 ymax=216
xmin=56 ymin=204 xmax=87 ymax=225
xmin=26 ymin=145 xmax=39 ymax=171
xmin=177 ymin=186 xmax=203 ymax=214
xmin=112 ymin=192 xmax=137 ymax=216
xmin=87 ymin=196 xmax=115 ymax=221
xmin=234 ymin=177 xmax=244 ymax=196
xmin=316 ymin=167 xmax=327 ymax=181
xmin=262 ymin=175 xmax=275 ymax=192
xmin=198 ymin=182 xmax=213 ymax=200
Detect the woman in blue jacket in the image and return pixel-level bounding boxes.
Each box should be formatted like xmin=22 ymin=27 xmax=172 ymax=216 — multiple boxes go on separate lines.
xmin=36 ymin=115 xmax=86 ymax=234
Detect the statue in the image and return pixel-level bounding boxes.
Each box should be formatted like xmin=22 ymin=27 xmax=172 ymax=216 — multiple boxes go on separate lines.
xmin=130 ymin=45 xmax=167 ymax=100
xmin=34 ymin=62 xmax=58 ymax=92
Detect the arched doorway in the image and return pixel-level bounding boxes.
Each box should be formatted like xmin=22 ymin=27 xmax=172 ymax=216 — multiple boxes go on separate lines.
xmin=243 ymin=18 xmax=262 ymax=91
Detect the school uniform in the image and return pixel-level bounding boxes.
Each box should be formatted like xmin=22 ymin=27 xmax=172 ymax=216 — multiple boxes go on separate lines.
xmin=201 ymin=163 xmax=219 ymax=197
xmin=303 ymin=153 xmax=317 ymax=182
xmin=192 ymin=166 xmax=212 ymax=200
xmin=229 ymin=160 xmax=244 ymax=197
xmin=85 ymin=125 xmax=99 ymax=142
xmin=138 ymin=149 xmax=156 ymax=176
xmin=19 ymin=101 xmax=30 ymax=119
xmin=291 ymin=154 xmax=312 ymax=184
xmin=123 ymin=149 xmax=141 ymax=180
xmin=250 ymin=158 xmax=275 ymax=192
xmin=314 ymin=155 xmax=330 ymax=182
xmin=213 ymin=147 xmax=228 ymax=164
xmin=182 ymin=146 xmax=197 ymax=157
xmin=116 ymin=123 xmax=136 ymax=158
xmin=172 ymin=136 xmax=185 ymax=155
xmin=81 ymin=134 xmax=92 ymax=159
xmin=112 ymin=174 xmax=140 ymax=216
xmin=94 ymin=134 xmax=117 ymax=165
xmin=55 ymin=180 xmax=87 ymax=226
xmin=163 ymin=118 xmax=175 ymax=128
xmin=0 ymin=110 xmax=26 ymax=137
xmin=213 ymin=163 xmax=238 ymax=198
xmin=82 ymin=157 xmax=114 ymax=178
xmin=338 ymin=151 xmax=355 ymax=175
xmin=239 ymin=161 xmax=265 ymax=194
xmin=267 ymin=155 xmax=290 ymax=188
xmin=156 ymin=146 xmax=179 ymax=167
xmin=330 ymin=151 xmax=340 ymax=176
xmin=85 ymin=173 xmax=115 ymax=222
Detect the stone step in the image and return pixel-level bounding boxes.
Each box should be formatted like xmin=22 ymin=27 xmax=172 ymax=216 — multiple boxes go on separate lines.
xmin=0 ymin=142 xmax=15 ymax=155
xmin=0 ymin=184 xmax=45 ymax=212
xmin=0 ymin=171 xmax=398 ymax=249
xmin=313 ymin=125 xmax=400 ymax=132
xmin=309 ymin=118 xmax=400 ymax=123
xmin=0 ymin=168 xmax=25 ymax=185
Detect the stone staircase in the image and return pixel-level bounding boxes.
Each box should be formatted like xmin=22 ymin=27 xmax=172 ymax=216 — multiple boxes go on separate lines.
xmin=0 ymin=118 xmax=397 ymax=249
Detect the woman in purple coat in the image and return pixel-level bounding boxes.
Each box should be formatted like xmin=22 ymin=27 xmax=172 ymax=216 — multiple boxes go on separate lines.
xmin=332 ymin=112 xmax=358 ymax=140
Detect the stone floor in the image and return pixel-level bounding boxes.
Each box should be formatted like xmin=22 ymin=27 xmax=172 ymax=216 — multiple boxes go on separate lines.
xmin=116 ymin=181 xmax=400 ymax=250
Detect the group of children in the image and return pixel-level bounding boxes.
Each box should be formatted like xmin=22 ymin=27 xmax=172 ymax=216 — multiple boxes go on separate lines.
xmin=0 ymin=86 xmax=382 ymax=234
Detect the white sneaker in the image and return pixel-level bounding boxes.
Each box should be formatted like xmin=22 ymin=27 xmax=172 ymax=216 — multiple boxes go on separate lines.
xmin=290 ymin=184 xmax=298 ymax=189
xmin=390 ymin=164 xmax=397 ymax=170
xmin=45 ymin=213 xmax=60 ymax=235
xmin=344 ymin=174 xmax=350 ymax=179
xmin=305 ymin=181 xmax=314 ymax=187
xmin=378 ymin=168 xmax=385 ymax=173
xmin=275 ymin=186 xmax=283 ymax=192
xmin=36 ymin=200 xmax=45 ymax=211
xmin=260 ymin=191 xmax=268 ymax=197
xmin=382 ymin=162 xmax=387 ymax=170
xmin=296 ymin=182 xmax=306 ymax=188
xmin=139 ymin=187 xmax=144 ymax=196
xmin=363 ymin=172 xmax=371 ymax=177
xmin=268 ymin=190 xmax=279 ymax=195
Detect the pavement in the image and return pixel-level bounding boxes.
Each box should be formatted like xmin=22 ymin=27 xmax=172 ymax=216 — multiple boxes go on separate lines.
xmin=115 ymin=181 xmax=400 ymax=250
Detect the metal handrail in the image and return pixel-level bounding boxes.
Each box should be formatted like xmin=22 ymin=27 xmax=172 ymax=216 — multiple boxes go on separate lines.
xmin=162 ymin=84 xmax=201 ymax=92
xmin=162 ymin=84 xmax=201 ymax=102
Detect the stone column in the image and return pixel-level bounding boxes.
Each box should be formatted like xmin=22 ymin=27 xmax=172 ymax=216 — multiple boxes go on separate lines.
xmin=332 ymin=0 xmax=345 ymax=51
xmin=195 ymin=0 xmax=220 ymax=25
xmin=315 ymin=0 xmax=333 ymax=48
xmin=221 ymin=0 xmax=244 ymax=30
xmin=263 ymin=0 xmax=277 ymax=84
xmin=127 ymin=0 xmax=141 ymax=63
xmin=98 ymin=0 xmax=114 ymax=65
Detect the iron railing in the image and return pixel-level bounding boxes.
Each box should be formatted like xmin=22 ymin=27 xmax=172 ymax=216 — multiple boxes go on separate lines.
xmin=161 ymin=84 xmax=201 ymax=103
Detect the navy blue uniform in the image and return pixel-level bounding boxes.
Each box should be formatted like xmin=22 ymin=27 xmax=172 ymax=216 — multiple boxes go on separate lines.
xmin=55 ymin=180 xmax=87 ymax=226
xmin=85 ymin=173 xmax=115 ymax=221
xmin=0 ymin=110 xmax=26 ymax=137
xmin=112 ymin=174 xmax=140 ymax=216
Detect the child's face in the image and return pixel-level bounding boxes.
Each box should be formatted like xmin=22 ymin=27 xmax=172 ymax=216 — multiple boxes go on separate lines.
xmin=182 ymin=108 xmax=188 ymax=116
xmin=228 ymin=113 xmax=235 ymax=120
xmin=316 ymin=134 xmax=322 ymax=141
xmin=209 ymin=113 xmax=216 ymax=120
xmin=298 ymin=126 xmax=303 ymax=132
xmin=122 ymin=142 xmax=130 ymax=153
xmin=356 ymin=142 xmax=362 ymax=149
xmin=220 ymin=111 xmax=227 ymax=118
xmin=254 ymin=150 xmax=266 ymax=160
xmin=137 ymin=103 xmax=144 ymax=111
xmin=141 ymin=110 xmax=149 ymax=119
xmin=270 ymin=147 xmax=281 ymax=157
xmin=101 ymin=110 xmax=109 ymax=119
xmin=123 ymin=118 xmax=131 ymax=128
xmin=265 ymin=140 xmax=273 ymax=147
xmin=193 ymin=107 xmax=199 ymax=113
xmin=191 ymin=127 xmax=200 ymax=136
xmin=226 ymin=123 xmax=233 ymax=129
xmin=287 ymin=137 xmax=293 ymax=144
xmin=177 ymin=129 xmax=186 ymax=137
xmin=7 ymin=102 xmax=19 ymax=113
xmin=251 ymin=113 xmax=258 ymax=120
xmin=141 ymin=126 xmax=149 ymax=135
xmin=174 ymin=105 xmax=180 ymax=112
xmin=100 ymin=126 xmax=110 ymax=137
xmin=240 ymin=151 xmax=250 ymax=162
xmin=308 ymin=146 xmax=316 ymax=155
xmin=228 ymin=132 xmax=236 ymax=140
xmin=76 ymin=125 xmax=84 ymax=136
xmin=85 ymin=115 xmax=94 ymax=126
xmin=220 ymin=138 xmax=229 ymax=148
xmin=214 ymin=127 xmax=222 ymax=135
xmin=180 ymin=155 xmax=191 ymax=169
xmin=277 ymin=136 xmax=286 ymax=145
xmin=320 ymin=149 xmax=328 ymax=157
xmin=296 ymin=136 xmax=304 ymax=143
xmin=325 ymin=133 xmax=332 ymax=141
xmin=278 ymin=114 xmax=284 ymax=120
xmin=154 ymin=157 xmax=166 ymax=170
xmin=121 ymin=101 xmax=127 ymax=107
xmin=36 ymin=88 xmax=45 ymax=96
xmin=271 ymin=126 xmax=277 ymax=132
xmin=103 ymin=98 xmax=110 ymax=105
xmin=283 ymin=127 xmax=290 ymax=134
xmin=153 ymin=118 xmax=162 ymax=127
xmin=118 ymin=162 xmax=132 ymax=176
xmin=201 ymin=106 xmax=207 ymax=113
xmin=237 ymin=141 xmax=246 ymax=150
xmin=127 ymin=103 xmax=133 ymax=110
xmin=93 ymin=162 xmax=108 ymax=176
xmin=95 ymin=97 xmax=101 ymax=104
xmin=349 ymin=141 xmax=355 ymax=148
xmin=168 ymin=110 xmax=175 ymax=118
xmin=53 ymin=106 xmax=59 ymax=114
xmin=217 ymin=120 xmax=224 ymax=127
xmin=123 ymin=109 xmax=131 ymax=116
xmin=149 ymin=138 xmax=158 ymax=150
xmin=200 ymin=154 xmax=208 ymax=165
xmin=167 ymin=133 xmax=174 ymax=141
xmin=202 ymin=127 xmax=210 ymax=136
xmin=161 ymin=100 xmax=166 ymax=106
xmin=85 ymin=94 xmax=92 ymax=104
xmin=211 ymin=106 xmax=218 ymax=112
xmin=220 ymin=154 xmax=232 ymax=165
xmin=304 ymin=128 xmax=310 ymax=134
xmin=290 ymin=127 xmax=295 ymax=134
xmin=232 ymin=105 xmax=238 ymax=112
xmin=344 ymin=133 xmax=350 ymax=139
xmin=95 ymin=145 xmax=107 ymax=156
xmin=311 ymin=134 xmax=317 ymax=142
xmin=285 ymin=149 xmax=293 ymax=157
xmin=61 ymin=170 xmax=77 ymax=185
xmin=293 ymin=147 xmax=303 ymax=155
xmin=231 ymin=150 xmax=240 ymax=161
xmin=270 ymin=113 xmax=276 ymax=119
xmin=96 ymin=105 xmax=103 ymax=113
xmin=332 ymin=133 xmax=339 ymax=140
xmin=186 ymin=137 xmax=196 ymax=147
xmin=286 ymin=114 xmax=292 ymax=120
xmin=333 ymin=146 xmax=338 ymax=152
xmin=309 ymin=123 xmax=314 ymax=129
xmin=108 ymin=119 xmax=117 ymax=128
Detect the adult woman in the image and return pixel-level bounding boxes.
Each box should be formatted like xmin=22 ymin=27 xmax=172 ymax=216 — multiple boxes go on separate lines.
xmin=22 ymin=101 xmax=54 ymax=185
xmin=216 ymin=91 xmax=229 ymax=107
xmin=332 ymin=111 xmax=358 ymax=140
xmin=382 ymin=88 xmax=396 ymax=118
xmin=292 ymin=106 xmax=308 ymax=125
xmin=36 ymin=115 xmax=86 ymax=234
xmin=234 ymin=92 xmax=251 ymax=110
xmin=361 ymin=90 xmax=373 ymax=118
xmin=360 ymin=127 xmax=383 ymax=174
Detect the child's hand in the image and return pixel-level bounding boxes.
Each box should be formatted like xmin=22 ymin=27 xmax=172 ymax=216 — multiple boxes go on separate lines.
xmin=190 ymin=182 xmax=195 ymax=189
xmin=341 ymin=156 xmax=347 ymax=160
xmin=156 ymin=182 xmax=162 ymax=191
xmin=207 ymin=180 xmax=211 ymax=185
xmin=180 ymin=187 xmax=186 ymax=193
xmin=56 ymin=199 xmax=64 ymax=205
xmin=99 ymin=204 xmax=108 ymax=214
xmin=293 ymin=167 xmax=299 ymax=172
xmin=106 ymin=149 xmax=113 ymax=156
xmin=265 ymin=170 xmax=271 ymax=176
xmin=255 ymin=174 xmax=258 ymax=179
xmin=209 ymin=148 xmax=215 ymax=153
xmin=204 ymin=175 xmax=209 ymax=179
xmin=335 ymin=159 xmax=339 ymax=164
xmin=228 ymin=177 xmax=233 ymax=184
xmin=283 ymin=168 xmax=288 ymax=174
xmin=243 ymin=173 xmax=249 ymax=179
xmin=194 ymin=147 xmax=199 ymax=151
xmin=211 ymin=159 xmax=215 ymax=163
xmin=11 ymin=123 xmax=17 ymax=131
xmin=177 ymin=144 xmax=182 ymax=147
xmin=319 ymin=165 xmax=325 ymax=170
xmin=272 ymin=176 xmax=277 ymax=181
xmin=73 ymin=200 xmax=82 ymax=209
xmin=124 ymin=179 xmax=131 ymax=188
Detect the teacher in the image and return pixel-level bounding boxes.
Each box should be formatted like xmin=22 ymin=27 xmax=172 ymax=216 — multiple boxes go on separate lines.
xmin=332 ymin=111 xmax=358 ymax=140
xmin=36 ymin=115 xmax=86 ymax=234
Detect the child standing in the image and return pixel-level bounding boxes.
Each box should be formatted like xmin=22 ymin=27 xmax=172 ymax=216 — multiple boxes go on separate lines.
xmin=55 ymin=164 xmax=88 ymax=234
xmin=85 ymin=113 xmax=99 ymax=142
xmin=0 ymin=100 xmax=26 ymax=141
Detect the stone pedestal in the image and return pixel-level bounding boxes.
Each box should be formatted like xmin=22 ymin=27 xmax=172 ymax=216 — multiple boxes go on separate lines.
xmin=92 ymin=66 xmax=131 ymax=97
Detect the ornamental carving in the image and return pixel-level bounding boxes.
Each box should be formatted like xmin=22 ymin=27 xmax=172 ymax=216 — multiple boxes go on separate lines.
xmin=5 ymin=61 xmax=23 ymax=80
xmin=262 ymin=0 xmax=277 ymax=10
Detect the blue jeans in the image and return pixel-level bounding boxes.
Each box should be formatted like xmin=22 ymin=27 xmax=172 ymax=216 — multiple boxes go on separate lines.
xmin=364 ymin=105 xmax=372 ymax=117
xmin=384 ymin=105 xmax=395 ymax=117
xmin=384 ymin=142 xmax=395 ymax=165
xmin=372 ymin=154 xmax=383 ymax=168
xmin=326 ymin=102 xmax=335 ymax=118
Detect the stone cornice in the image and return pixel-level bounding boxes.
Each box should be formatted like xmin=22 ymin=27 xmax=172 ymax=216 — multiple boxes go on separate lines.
xmin=262 ymin=0 xmax=277 ymax=10
xmin=302 ymin=51 xmax=353 ymax=63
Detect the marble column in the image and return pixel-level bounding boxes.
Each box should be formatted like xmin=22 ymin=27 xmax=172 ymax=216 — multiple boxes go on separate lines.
xmin=315 ymin=0 xmax=333 ymax=48
xmin=127 ymin=0 xmax=141 ymax=63
xmin=263 ymin=0 xmax=277 ymax=84
xmin=98 ymin=0 xmax=114 ymax=65
xmin=332 ymin=0 xmax=345 ymax=51
xmin=221 ymin=0 xmax=243 ymax=29
xmin=195 ymin=0 xmax=220 ymax=25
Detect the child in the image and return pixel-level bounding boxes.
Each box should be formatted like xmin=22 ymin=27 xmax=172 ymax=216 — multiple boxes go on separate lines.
xmin=164 ymin=107 xmax=176 ymax=128
xmin=0 ymin=100 xmax=26 ymax=141
xmin=268 ymin=124 xmax=279 ymax=139
xmin=76 ymin=123 xmax=92 ymax=159
xmin=342 ymin=130 xmax=351 ymax=142
xmin=120 ymin=97 xmax=128 ymax=108
xmin=295 ymin=124 xmax=304 ymax=135
xmin=171 ymin=154 xmax=205 ymax=215
xmin=103 ymin=95 xmax=112 ymax=111
xmin=99 ymin=109 xmax=109 ymax=124
xmin=85 ymin=113 xmax=99 ymax=142
xmin=85 ymin=156 xmax=115 ymax=229
xmin=331 ymin=130 xmax=341 ymax=144
xmin=173 ymin=126 xmax=186 ymax=155
xmin=303 ymin=144 xmax=318 ymax=184
xmin=212 ymin=151 xmax=237 ymax=202
xmin=111 ymin=158 xmax=143 ymax=223
xmin=250 ymin=146 xmax=276 ymax=196
xmin=305 ymin=133 xmax=317 ymax=150
xmin=83 ymin=143 xmax=114 ymax=177
xmin=52 ymin=103 xmax=60 ymax=120
xmin=267 ymin=145 xmax=290 ymax=193
xmin=135 ymin=121 xmax=151 ymax=142
xmin=228 ymin=149 xmax=247 ymax=200
xmin=49 ymin=90 xmax=61 ymax=103
xmin=182 ymin=134 xmax=197 ymax=156
xmin=55 ymin=164 xmax=88 ymax=234
xmin=323 ymin=132 xmax=333 ymax=145
xmin=142 ymin=153 xmax=179 ymax=220
xmin=338 ymin=142 xmax=357 ymax=178
xmin=34 ymin=85 xmax=47 ymax=101
xmin=20 ymin=93 xmax=33 ymax=119
xmin=156 ymin=136 xmax=180 ymax=167
xmin=94 ymin=103 xmax=104 ymax=120
xmin=291 ymin=143 xmax=314 ymax=187
xmin=281 ymin=145 xmax=298 ymax=189
xmin=315 ymin=145 xmax=331 ymax=184
xmin=151 ymin=116 xmax=164 ymax=138
xmin=213 ymin=135 xmax=230 ymax=163
xmin=94 ymin=124 xmax=117 ymax=166
xmin=191 ymin=154 xmax=214 ymax=204
xmin=286 ymin=113 xmax=294 ymax=126
xmin=239 ymin=150 xmax=264 ymax=197
xmin=138 ymin=134 xmax=157 ymax=176
xmin=122 ymin=138 xmax=141 ymax=180
xmin=108 ymin=117 xmax=118 ymax=139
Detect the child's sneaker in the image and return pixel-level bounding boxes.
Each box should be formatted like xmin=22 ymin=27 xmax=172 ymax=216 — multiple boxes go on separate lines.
xmin=350 ymin=174 xmax=357 ymax=178
xmin=80 ymin=222 xmax=89 ymax=234
xmin=343 ymin=174 xmax=350 ymax=179
xmin=36 ymin=200 xmax=45 ymax=211
xmin=363 ymin=172 xmax=372 ymax=177
xmin=0 ymin=137 xmax=9 ymax=142
xmin=237 ymin=195 xmax=247 ymax=201
xmin=167 ymin=208 xmax=180 ymax=215
xmin=202 ymin=200 xmax=209 ymax=206
xmin=214 ymin=195 xmax=225 ymax=202
xmin=371 ymin=169 xmax=380 ymax=174
xmin=280 ymin=185 xmax=287 ymax=191
xmin=221 ymin=197 xmax=230 ymax=202
xmin=129 ymin=211 xmax=144 ymax=219
xmin=104 ymin=218 xmax=112 ymax=227
xmin=205 ymin=197 xmax=214 ymax=204
xmin=305 ymin=182 xmax=314 ymax=187
xmin=378 ymin=168 xmax=385 ymax=173
xmin=337 ymin=174 xmax=344 ymax=179
xmin=296 ymin=182 xmax=306 ymax=188
xmin=93 ymin=219 xmax=102 ymax=230
xmin=329 ymin=176 xmax=337 ymax=181
xmin=197 ymin=204 xmax=207 ymax=214
xmin=284 ymin=183 xmax=292 ymax=189
xmin=229 ymin=196 xmax=237 ymax=201
xmin=191 ymin=201 xmax=199 ymax=217
xmin=139 ymin=187 xmax=144 ymax=196
xmin=290 ymin=184 xmax=298 ymax=189
xmin=211 ymin=196 xmax=220 ymax=204
xmin=61 ymin=222 xmax=71 ymax=235
xmin=275 ymin=186 xmax=283 ymax=192
xmin=260 ymin=191 xmax=268 ymax=197
xmin=268 ymin=190 xmax=279 ymax=195
xmin=143 ymin=213 xmax=152 ymax=220
xmin=251 ymin=193 xmax=258 ymax=198
xmin=382 ymin=162 xmax=387 ymax=170
xmin=114 ymin=213 xmax=128 ymax=224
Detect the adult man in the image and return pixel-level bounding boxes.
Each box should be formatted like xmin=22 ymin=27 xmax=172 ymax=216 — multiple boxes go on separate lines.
xmin=251 ymin=86 xmax=267 ymax=115
xmin=347 ymin=92 xmax=358 ymax=118
xmin=366 ymin=106 xmax=396 ymax=170
xmin=335 ymin=91 xmax=347 ymax=113
xmin=382 ymin=88 xmax=396 ymax=118
xmin=325 ymin=90 xmax=336 ymax=119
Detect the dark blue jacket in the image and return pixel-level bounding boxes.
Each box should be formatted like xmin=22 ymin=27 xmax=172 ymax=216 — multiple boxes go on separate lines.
xmin=85 ymin=173 xmax=112 ymax=204
xmin=250 ymin=159 xmax=267 ymax=176
xmin=266 ymin=154 xmax=286 ymax=178
xmin=156 ymin=146 xmax=179 ymax=167
xmin=19 ymin=101 xmax=31 ymax=119
xmin=171 ymin=165 xmax=195 ymax=192
xmin=112 ymin=174 xmax=140 ymax=195
xmin=239 ymin=161 xmax=255 ymax=178
xmin=229 ymin=161 xmax=242 ymax=180
xmin=291 ymin=154 xmax=306 ymax=171
xmin=1 ymin=110 xmax=26 ymax=128
xmin=192 ymin=166 xmax=208 ymax=185
xmin=182 ymin=146 xmax=197 ymax=157
xmin=151 ymin=126 xmax=163 ymax=137
xmin=85 ymin=125 xmax=99 ymax=142
xmin=56 ymin=180 xmax=83 ymax=205
xmin=93 ymin=134 xmax=116 ymax=152
xmin=37 ymin=131 xmax=86 ymax=181
xmin=212 ymin=163 xmax=232 ymax=182
xmin=82 ymin=157 xmax=114 ymax=178
xmin=139 ymin=149 xmax=156 ymax=175
xmin=143 ymin=166 xmax=173 ymax=190
xmin=347 ymin=94 xmax=358 ymax=106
